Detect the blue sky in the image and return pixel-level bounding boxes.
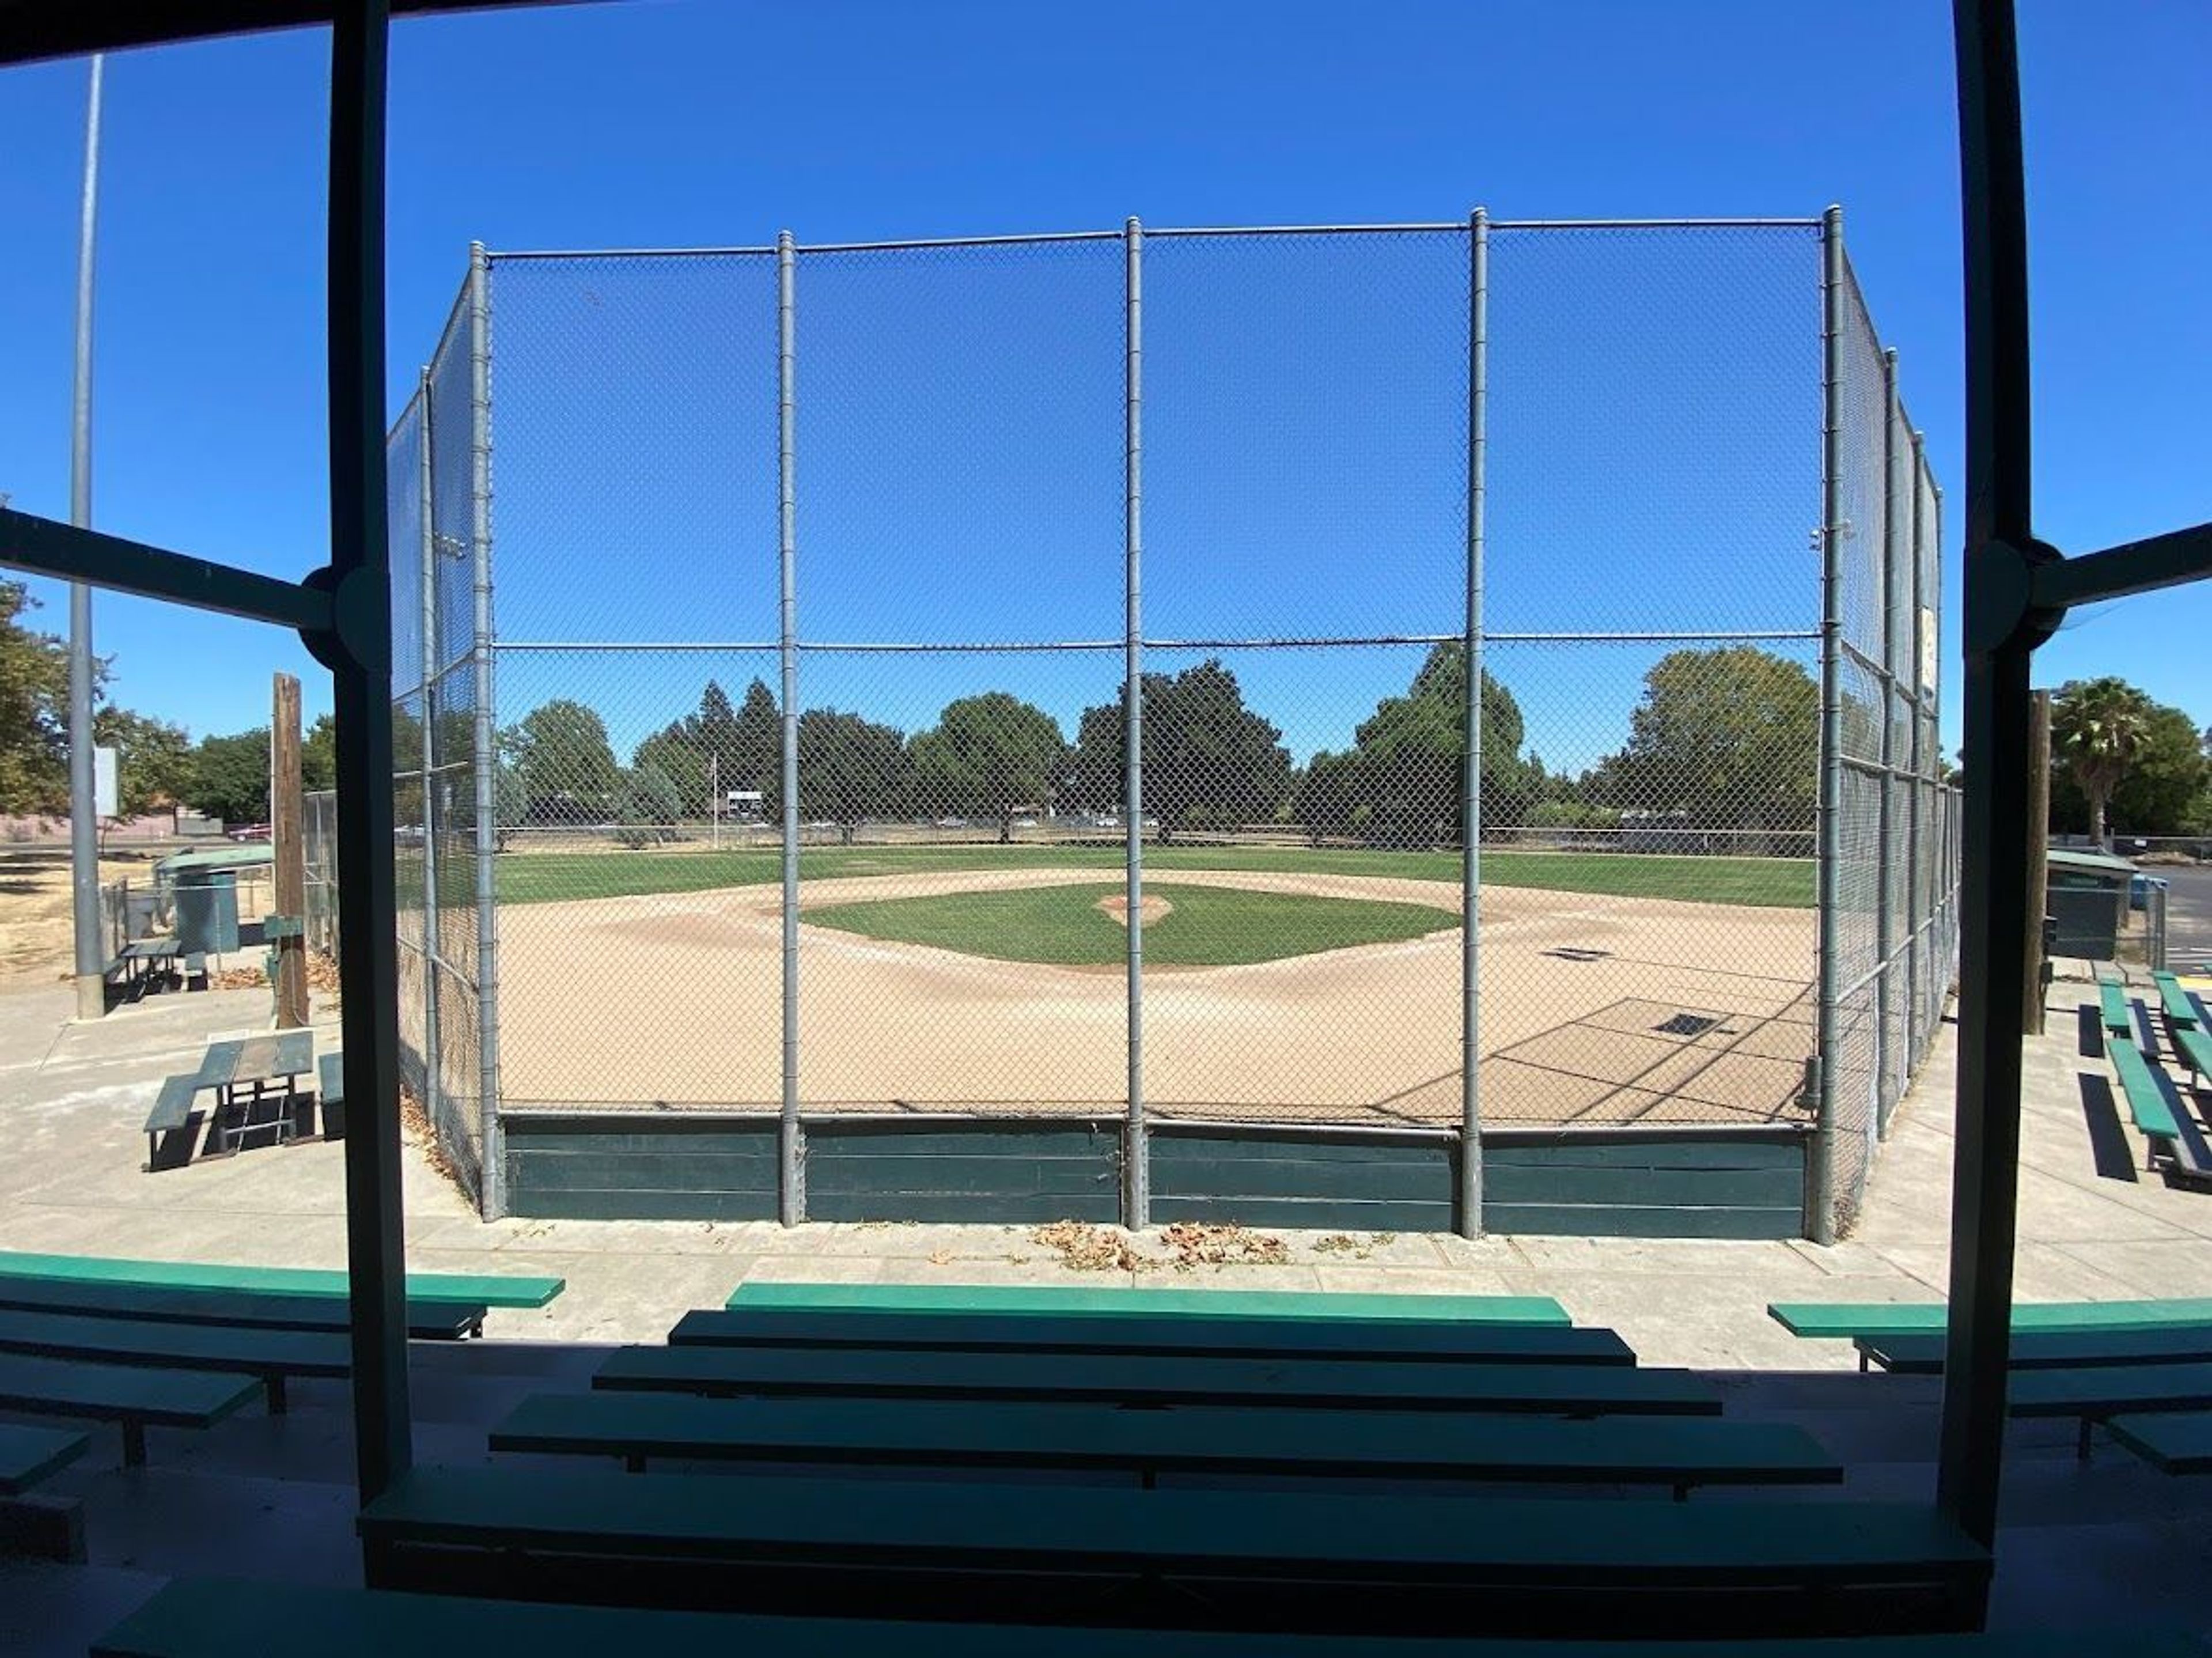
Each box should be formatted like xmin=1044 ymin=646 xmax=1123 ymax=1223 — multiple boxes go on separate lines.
xmin=1 ymin=1 xmax=2206 ymax=773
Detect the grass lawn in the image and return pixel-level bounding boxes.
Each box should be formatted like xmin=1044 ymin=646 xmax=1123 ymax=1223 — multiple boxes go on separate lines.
xmin=804 ymin=880 xmax=1457 ymax=967
xmin=491 ymin=841 xmax=1815 ymax=910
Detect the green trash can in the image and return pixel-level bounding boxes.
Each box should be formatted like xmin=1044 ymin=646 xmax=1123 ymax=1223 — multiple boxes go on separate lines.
xmin=173 ymin=868 xmax=240 ymax=956
xmin=2044 ymin=847 xmax=2135 ymax=962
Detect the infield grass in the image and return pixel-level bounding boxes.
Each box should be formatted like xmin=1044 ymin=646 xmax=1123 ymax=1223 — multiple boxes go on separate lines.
xmin=803 ymin=880 xmax=1456 ymax=967
xmin=492 ymin=841 xmax=1815 ymax=910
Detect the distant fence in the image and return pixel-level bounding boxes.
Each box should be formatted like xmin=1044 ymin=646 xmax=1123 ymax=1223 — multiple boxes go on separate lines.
xmin=386 ymin=213 xmax=1955 ymax=1238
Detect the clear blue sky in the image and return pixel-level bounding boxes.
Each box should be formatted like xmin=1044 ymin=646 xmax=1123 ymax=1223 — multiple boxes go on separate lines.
xmin=1 ymin=1 xmax=2205 ymax=773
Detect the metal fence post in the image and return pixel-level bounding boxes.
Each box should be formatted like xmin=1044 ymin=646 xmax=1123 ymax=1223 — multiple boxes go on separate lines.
xmin=468 ymin=243 xmax=505 ymax=1220
xmin=1904 ymin=427 xmax=1928 ymax=1077
xmin=1122 ymin=217 xmax=1148 ymax=1232
xmin=1873 ymin=347 xmax=1899 ymax=1137
xmin=415 ymin=369 xmax=442 ymax=1153
xmin=1459 ymin=207 xmax=1488 ymax=1239
xmin=1812 ymin=204 xmax=1847 ymax=1245
xmin=778 ymin=230 xmax=805 ymax=1225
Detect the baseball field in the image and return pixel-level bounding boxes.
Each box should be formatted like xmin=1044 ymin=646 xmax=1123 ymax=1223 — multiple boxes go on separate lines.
xmin=490 ymin=842 xmax=1817 ymax=1127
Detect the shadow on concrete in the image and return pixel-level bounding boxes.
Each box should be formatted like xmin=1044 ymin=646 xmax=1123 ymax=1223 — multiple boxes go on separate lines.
xmin=2075 ymin=1073 xmax=2140 ymax=1183
xmin=2075 ymin=1004 xmax=2103 ymax=1060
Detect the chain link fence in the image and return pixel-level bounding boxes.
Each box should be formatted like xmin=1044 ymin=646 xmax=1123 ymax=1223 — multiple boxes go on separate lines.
xmin=389 ymin=214 xmax=1954 ymax=1235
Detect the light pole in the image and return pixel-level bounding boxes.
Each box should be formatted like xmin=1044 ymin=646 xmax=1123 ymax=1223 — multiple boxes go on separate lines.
xmin=69 ymin=54 xmax=106 ymax=1021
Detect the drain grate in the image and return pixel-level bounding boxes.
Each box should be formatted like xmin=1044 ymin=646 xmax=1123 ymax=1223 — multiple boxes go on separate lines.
xmin=1653 ymin=1012 xmax=1725 ymax=1038
xmin=1544 ymin=948 xmax=1613 ymax=963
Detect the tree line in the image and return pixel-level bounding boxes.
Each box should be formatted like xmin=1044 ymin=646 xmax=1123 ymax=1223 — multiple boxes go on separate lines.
xmin=2046 ymin=676 xmax=2212 ymax=845
xmin=495 ymin=643 xmax=1843 ymax=851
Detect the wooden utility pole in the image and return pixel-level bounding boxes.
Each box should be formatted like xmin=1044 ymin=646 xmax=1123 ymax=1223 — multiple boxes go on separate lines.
xmin=271 ymin=672 xmax=310 ymax=1029
xmin=2024 ymin=690 xmax=2051 ymax=1036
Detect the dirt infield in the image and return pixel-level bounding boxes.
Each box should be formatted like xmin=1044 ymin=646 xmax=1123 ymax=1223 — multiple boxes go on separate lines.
xmin=497 ymin=864 xmax=1815 ymax=1127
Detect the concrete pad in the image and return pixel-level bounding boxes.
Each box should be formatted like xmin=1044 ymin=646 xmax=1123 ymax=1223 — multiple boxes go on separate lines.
xmin=1309 ymin=1265 xmax=1520 ymax=1297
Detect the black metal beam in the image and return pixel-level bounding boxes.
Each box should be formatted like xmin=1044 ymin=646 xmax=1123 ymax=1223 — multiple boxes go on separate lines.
xmin=324 ymin=0 xmax=411 ymax=1506
xmin=1939 ymin=0 xmax=2041 ymax=1562
xmin=2031 ymin=521 xmax=2212 ymax=611
xmin=0 ymin=508 xmax=332 ymax=633
xmin=0 ymin=0 xmax=576 ymax=69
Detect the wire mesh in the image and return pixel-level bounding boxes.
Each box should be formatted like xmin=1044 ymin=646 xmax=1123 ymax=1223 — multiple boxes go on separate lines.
xmin=376 ymin=219 xmax=1950 ymax=1235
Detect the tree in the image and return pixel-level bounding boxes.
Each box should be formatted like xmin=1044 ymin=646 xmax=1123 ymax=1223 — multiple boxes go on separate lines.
xmin=1293 ymin=750 xmax=1365 ymax=846
xmin=797 ymin=709 xmax=912 ymax=842
xmin=0 ymin=580 xmax=71 ymax=813
xmin=92 ymin=707 xmax=194 ymax=817
xmin=632 ymin=722 xmax=709 ymax=814
xmin=1073 ymin=660 xmax=1292 ymax=842
xmin=2048 ymin=683 xmax=2207 ymax=839
xmin=1593 ymin=647 xmax=1817 ymax=842
xmin=302 ymin=713 xmax=338 ymax=793
xmin=910 ymin=692 xmax=1066 ymax=843
xmin=508 ymin=699 xmax=620 ymax=820
xmin=187 ymin=729 xmax=272 ymax=824
xmin=1338 ymin=643 xmax=1534 ymax=848
xmin=615 ymin=762 xmax=684 ymax=847
xmin=2049 ymin=677 xmax=2165 ymax=847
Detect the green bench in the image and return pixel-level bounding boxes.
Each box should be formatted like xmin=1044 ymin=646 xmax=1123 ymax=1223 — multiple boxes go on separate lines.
xmin=0 ymin=1275 xmax=484 ymax=1339
xmin=142 ymin=1074 xmax=203 ymax=1171
xmin=2108 ymin=1038 xmax=2183 ymax=1149
xmin=2099 ymin=978 xmax=2137 ymax=1040
xmin=2007 ymin=1362 xmax=2212 ymax=1458
xmin=0 ymin=1422 xmax=89 ymax=1495
xmin=358 ymin=1467 xmax=1987 ymax=1637
xmin=2170 ymin=1019 xmax=2212 ymax=1086
xmin=669 ymin=1307 xmax=1635 ymax=1366
xmin=2154 ymin=971 xmax=2201 ymax=1031
xmin=0 ymin=1250 xmax=565 ymax=1309
xmin=1770 ymin=1298 xmax=2212 ymax=1341
xmin=0 ymin=1351 xmax=261 ymax=1466
xmin=0 ymin=1308 xmax=351 ymax=1414
xmin=595 ymin=1345 xmax=1721 ymax=1415
xmin=2106 ymin=1410 xmax=2212 ymax=1475
xmin=109 ymin=1579 xmax=2212 ymax=1658
xmin=1857 ymin=1324 xmax=2212 ymax=1375
xmin=728 ymin=1281 xmax=1572 ymax=1325
xmin=493 ymin=1391 xmax=1836 ymax=1497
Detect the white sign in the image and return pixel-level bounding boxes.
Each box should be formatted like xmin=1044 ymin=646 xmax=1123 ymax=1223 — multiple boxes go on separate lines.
xmin=94 ymin=745 xmax=119 ymax=819
xmin=1918 ymin=606 xmax=1939 ymax=691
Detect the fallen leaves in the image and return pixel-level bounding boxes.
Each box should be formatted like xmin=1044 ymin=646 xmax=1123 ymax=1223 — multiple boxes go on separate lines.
xmin=1027 ymin=1218 xmax=1291 ymax=1275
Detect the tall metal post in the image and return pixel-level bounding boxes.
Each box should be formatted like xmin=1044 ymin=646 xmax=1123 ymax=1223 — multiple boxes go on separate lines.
xmin=1874 ymin=347 xmax=1899 ymax=1135
xmin=777 ymin=230 xmax=805 ymax=1225
xmin=468 ymin=243 xmax=505 ymax=1220
xmin=69 ymin=54 xmax=106 ymax=1023
xmin=415 ymin=372 xmax=442 ymax=1144
xmin=1904 ymin=429 xmax=1929 ymax=1072
xmin=1812 ymin=204 xmax=1847 ymax=1246
xmin=321 ymin=0 xmax=410 ymax=1504
xmin=1459 ymin=208 xmax=1489 ymax=1237
xmin=1122 ymin=217 xmax=1148 ymax=1231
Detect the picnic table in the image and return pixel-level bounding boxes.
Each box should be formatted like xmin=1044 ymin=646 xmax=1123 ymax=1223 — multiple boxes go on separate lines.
xmin=196 ymin=1029 xmax=316 ymax=1154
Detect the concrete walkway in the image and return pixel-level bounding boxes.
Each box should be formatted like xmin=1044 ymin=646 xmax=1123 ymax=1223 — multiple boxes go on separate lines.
xmin=4 ymin=970 xmax=2209 ymax=1368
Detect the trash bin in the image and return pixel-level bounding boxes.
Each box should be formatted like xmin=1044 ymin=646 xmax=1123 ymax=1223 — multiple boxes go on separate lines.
xmin=173 ymin=868 xmax=240 ymax=956
xmin=2044 ymin=848 xmax=2135 ymax=961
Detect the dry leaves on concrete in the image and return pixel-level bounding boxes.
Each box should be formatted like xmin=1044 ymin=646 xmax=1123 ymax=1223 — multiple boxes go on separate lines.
xmin=1028 ymin=1218 xmax=1291 ymax=1274
xmin=398 ymin=1080 xmax=463 ymax=1191
xmin=1031 ymin=1220 xmax=1149 ymax=1273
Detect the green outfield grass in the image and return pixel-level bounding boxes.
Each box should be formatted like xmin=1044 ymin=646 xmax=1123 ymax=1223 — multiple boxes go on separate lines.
xmin=804 ymin=880 xmax=1456 ymax=967
xmin=490 ymin=841 xmax=1815 ymax=910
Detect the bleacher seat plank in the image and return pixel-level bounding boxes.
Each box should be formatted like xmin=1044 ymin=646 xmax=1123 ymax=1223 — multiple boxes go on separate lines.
xmin=99 ymin=1576 xmax=2208 ymax=1658
xmin=0 ymin=1250 xmax=563 ymax=1308
xmin=494 ymin=1390 xmax=1836 ymax=1490
xmin=2006 ymin=1362 xmax=2212 ymax=1421
xmin=0 ymin=1351 xmax=261 ymax=1465
xmin=2098 ymin=981 xmax=2135 ymax=1038
xmin=2105 ymin=1411 xmax=2212 ymax=1475
xmin=0 ymin=1422 xmax=89 ymax=1495
xmin=0 ymin=1308 xmax=350 ymax=1411
xmin=2153 ymin=972 xmax=2200 ymax=1029
xmin=728 ymin=1281 xmax=1570 ymax=1325
xmin=0 ymin=1275 xmax=482 ymax=1339
xmin=1768 ymin=1299 xmax=2212 ymax=1339
xmin=357 ymin=1467 xmax=1984 ymax=1636
xmin=2108 ymin=1040 xmax=2183 ymax=1141
xmin=595 ymin=1345 xmax=1721 ymax=1414
xmin=671 ymin=1307 xmax=1634 ymax=1365
xmin=1857 ymin=1326 xmax=2212 ymax=1374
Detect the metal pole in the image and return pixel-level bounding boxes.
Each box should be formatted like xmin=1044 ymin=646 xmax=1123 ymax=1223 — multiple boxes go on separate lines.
xmin=69 ymin=54 xmax=105 ymax=1023
xmin=1812 ymin=204 xmax=1847 ymax=1246
xmin=468 ymin=244 xmax=505 ymax=1221
xmin=322 ymin=0 xmax=410 ymax=1505
xmin=1904 ymin=429 xmax=1929 ymax=1076
xmin=1874 ymin=347 xmax=1899 ymax=1135
xmin=2024 ymin=691 xmax=2051 ymax=1036
xmin=1122 ymin=217 xmax=1147 ymax=1232
xmin=415 ymin=372 xmax=442 ymax=1149
xmin=1459 ymin=208 xmax=1488 ymax=1238
xmin=777 ymin=230 xmax=804 ymax=1225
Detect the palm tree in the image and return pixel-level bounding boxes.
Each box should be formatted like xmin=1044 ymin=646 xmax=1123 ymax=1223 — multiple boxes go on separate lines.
xmin=2051 ymin=677 xmax=2153 ymax=849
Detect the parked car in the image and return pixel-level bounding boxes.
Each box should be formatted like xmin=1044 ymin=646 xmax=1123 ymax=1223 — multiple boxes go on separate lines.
xmin=227 ymin=824 xmax=272 ymax=843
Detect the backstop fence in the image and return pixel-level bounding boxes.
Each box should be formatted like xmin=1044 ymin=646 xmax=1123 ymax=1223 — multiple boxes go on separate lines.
xmin=387 ymin=212 xmax=1956 ymax=1239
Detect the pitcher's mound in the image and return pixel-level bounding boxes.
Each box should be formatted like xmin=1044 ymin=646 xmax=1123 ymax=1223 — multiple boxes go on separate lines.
xmin=1096 ymin=892 xmax=1175 ymax=927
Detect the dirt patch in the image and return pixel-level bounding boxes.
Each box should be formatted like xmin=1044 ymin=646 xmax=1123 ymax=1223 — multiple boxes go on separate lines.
xmin=1094 ymin=892 xmax=1174 ymax=928
xmin=0 ymin=847 xmax=165 ymax=990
